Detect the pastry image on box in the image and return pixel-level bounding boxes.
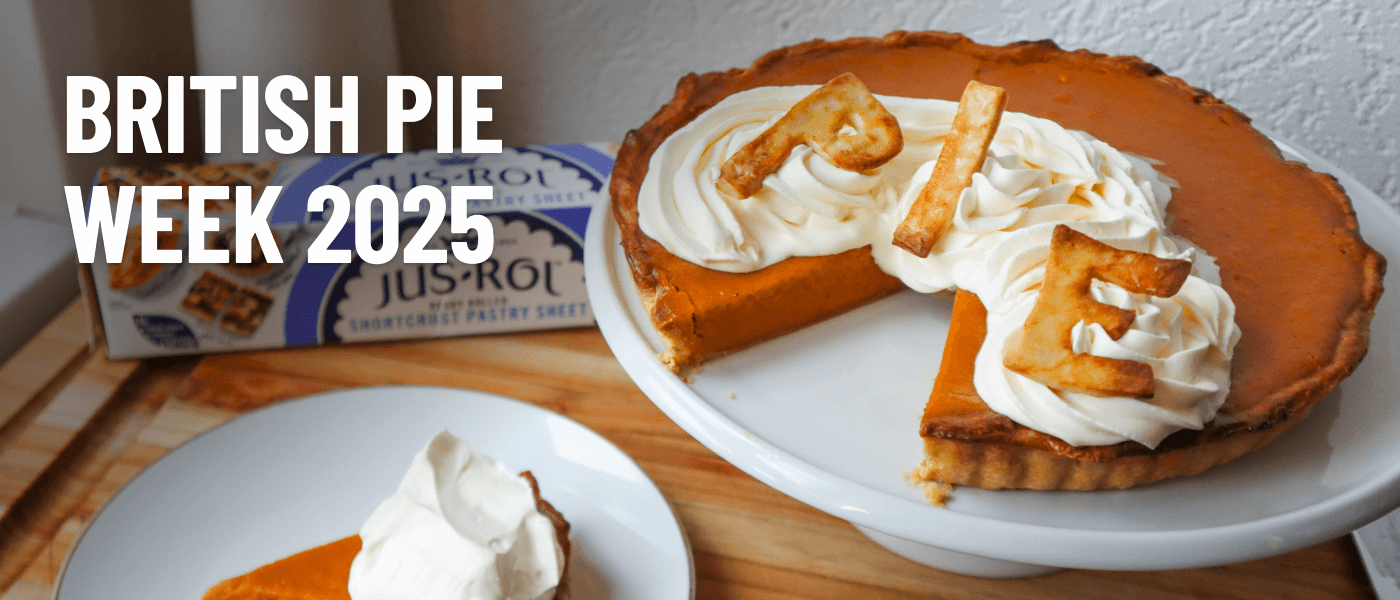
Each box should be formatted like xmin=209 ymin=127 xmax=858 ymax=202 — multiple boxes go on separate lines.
xmin=129 ymin=166 xmax=174 ymax=185
xmin=162 ymin=164 xmax=234 ymax=213
xmin=95 ymin=167 xmax=154 ymax=205
xmin=190 ymin=164 xmax=240 ymax=186
xmin=107 ymin=220 xmax=185 ymax=298
xmin=181 ymin=161 xmax=276 ymax=212
xmin=96 ymin=168 xmax=134 ymax=195
xmin=210 ymin=225 xmax=283 ymax=279
xmin=180 ymin=270 xmax=238 ymax=322
xmin=191 ymin=161 xmax=276 ymax=211
xmin=107 ymin=222 xmax=182 ymax=290
xmin=219 ymin=286 xmax=275 ymax=336
xmin=99 ymin=163 xmax=276 ymax=213
xmin=222 ymin=161 xmax=276 ymax=185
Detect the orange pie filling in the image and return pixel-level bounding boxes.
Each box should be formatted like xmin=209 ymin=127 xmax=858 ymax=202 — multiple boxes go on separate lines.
xmin=202 ymin=536 xmax=361 ymax=600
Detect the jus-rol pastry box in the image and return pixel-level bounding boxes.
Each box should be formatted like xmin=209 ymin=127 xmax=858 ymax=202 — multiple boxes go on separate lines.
xmin=78 ymin=143 xmax=616 ymax=359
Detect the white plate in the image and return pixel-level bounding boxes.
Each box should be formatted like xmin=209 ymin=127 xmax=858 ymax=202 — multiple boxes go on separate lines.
xmin=587 ymin=136 xmax=1400 ymax=572
xmin=54 ymin=386 xmax=694 ymax=599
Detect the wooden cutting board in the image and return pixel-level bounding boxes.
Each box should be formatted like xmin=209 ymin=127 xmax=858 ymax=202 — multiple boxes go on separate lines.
xmin=0 ymin=301 xmax=1375 ymax=599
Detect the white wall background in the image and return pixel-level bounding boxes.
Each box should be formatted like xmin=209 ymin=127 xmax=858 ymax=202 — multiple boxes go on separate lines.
xmin=417 ymin=0 xmax=1400 ymax=205
xmin=0 ymin=1 xmax=69 ymax=221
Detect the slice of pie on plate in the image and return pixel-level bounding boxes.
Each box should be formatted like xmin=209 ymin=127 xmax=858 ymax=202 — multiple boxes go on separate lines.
xmin=201 ymin=472 xmax=571 ymax=599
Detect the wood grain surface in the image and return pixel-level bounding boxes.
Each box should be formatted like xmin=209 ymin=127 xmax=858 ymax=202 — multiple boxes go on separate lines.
xmin=0 ymin=301 xmax=1378 ymax=599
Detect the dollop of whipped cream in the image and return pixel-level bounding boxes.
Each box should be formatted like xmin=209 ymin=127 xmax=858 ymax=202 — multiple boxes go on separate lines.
xmin=348 ymin=431 xmax=564 ymax=600
xmin=636 ymin=84 xmax=1241 ymax=447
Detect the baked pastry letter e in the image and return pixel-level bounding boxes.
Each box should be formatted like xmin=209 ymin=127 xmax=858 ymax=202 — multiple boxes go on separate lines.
xmin=1002 ymin=224 xmax=1192 ymax=399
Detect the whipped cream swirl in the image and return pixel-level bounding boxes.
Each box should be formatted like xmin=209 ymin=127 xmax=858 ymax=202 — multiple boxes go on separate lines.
xmin=636 ymin=84 xmax=1240 ymax=447
xmin=971 ymin=222 xmax=1240 ymax=447
xmin=349 ymin=431 xmax=564 ymax=600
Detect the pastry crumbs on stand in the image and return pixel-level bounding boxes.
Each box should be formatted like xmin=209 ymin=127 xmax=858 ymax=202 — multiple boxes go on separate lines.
xmin=903 ymin=471 xmax=953 ymax=507
xmin=677 ymin=365 xmax=703 ymax=384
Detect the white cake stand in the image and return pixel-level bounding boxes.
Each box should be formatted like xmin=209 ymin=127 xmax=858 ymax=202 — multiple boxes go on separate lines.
xmin=585 ymin=138 xmax=1400 ymax=577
